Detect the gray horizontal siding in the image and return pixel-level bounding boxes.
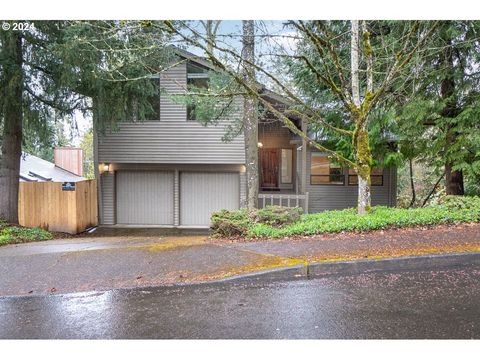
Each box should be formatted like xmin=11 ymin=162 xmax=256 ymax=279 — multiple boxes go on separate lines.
xmin=98 ymin=89 xmax=244 ymax=163
xmin=306 ymin=149 xmax=395 ymax=213
xmin=98 ymin=60 xmax=245 ymax=164
xmin=100 ymin=172 xmax=115 ymax=225
xmin=160 ymin=62 xmax=186 ymax=121
xmin=98 ymin=120 xmax=245 ymax=163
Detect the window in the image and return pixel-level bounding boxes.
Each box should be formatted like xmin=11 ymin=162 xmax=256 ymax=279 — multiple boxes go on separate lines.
xmin=281 ymin=149 xmax=293 ymax=184
xmin=310 ymin=153 xmax=345 ymax=185
xmin=187 ymin=62 xmax=209 ymax=121
xmin=145 ymin=77 xmax=160 ymax=120
xmin=348 ymin=167 xmax=384 ymax=186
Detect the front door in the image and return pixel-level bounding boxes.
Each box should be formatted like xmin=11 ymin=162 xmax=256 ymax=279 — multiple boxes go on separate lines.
xmin=260 ymin=149 xmax=279 ymax=189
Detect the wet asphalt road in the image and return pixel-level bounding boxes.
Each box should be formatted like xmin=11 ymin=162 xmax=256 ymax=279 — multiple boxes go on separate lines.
xmin=1 ymin=255 xmax=479 ymax=339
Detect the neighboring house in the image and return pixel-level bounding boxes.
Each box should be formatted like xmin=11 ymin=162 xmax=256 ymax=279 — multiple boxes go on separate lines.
xmin=20 ymin=149 xmax=85 ymax=182
xmin=95 ymin=49 xmax=397 ymax=228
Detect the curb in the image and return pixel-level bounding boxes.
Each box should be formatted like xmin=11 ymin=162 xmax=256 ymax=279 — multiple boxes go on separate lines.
xmin=209 ymin=263 xmax=308 ymax=284
xmin=307 ymin=251 xmax=480 ymax=278
xmin=1 ymin=251 xmax=478 ymax=299
xmin=218 ymin=251 xmax=480 ymax=284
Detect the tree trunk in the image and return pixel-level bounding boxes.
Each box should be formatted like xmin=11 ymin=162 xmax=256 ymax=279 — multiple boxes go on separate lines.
xmin=0 ymin=29 xmax=23 ymax=224
xmin=203 ymin=20 xmax=221 ymax=55
xmin=351 ymin=20 xmax=360 ymax=107
xmin=444 ymin=121 xmax=464 ymax=195
xmin=355 ymin=127 xmax=372 ymax=215
xmin=351 ymin=20 xmax=372 ymax=215
xmin=408 ymin=158 xmax=416 ymax=208
xmin=440 ymin=26 xmax=464 ymax=196
xmin=242 ymin=20 xmax=259 ymax=209
xmin=445 ymin=162 xmax=464 ymax=195
xmin=361 ymin=21 xmax=373 ymax=94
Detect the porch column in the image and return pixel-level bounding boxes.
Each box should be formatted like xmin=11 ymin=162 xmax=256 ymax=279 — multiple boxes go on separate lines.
xmin=301 ymin=119 xmax=307 ymax=194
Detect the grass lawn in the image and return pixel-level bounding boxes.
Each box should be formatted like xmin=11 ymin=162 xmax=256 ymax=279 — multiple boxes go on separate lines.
xmin=0 ymin=219 xmax=53 ymax=246
xmin=212 ymin=196 xmax=480 ymax=239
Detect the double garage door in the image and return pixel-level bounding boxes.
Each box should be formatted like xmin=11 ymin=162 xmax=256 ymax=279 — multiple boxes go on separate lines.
xmin=116 ymin=171 xmax=239 ymax=226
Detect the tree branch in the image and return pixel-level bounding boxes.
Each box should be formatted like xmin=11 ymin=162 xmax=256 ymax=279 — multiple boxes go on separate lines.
xmin=162 ymin=20 xmax=356 ymax=167
xmin=25 ymin=85 xmax=87 ymax=113
xmin=162 ymin=21 xmax=352 ymax=137
xmin=368 ymin=21 xmax=440 ymax=113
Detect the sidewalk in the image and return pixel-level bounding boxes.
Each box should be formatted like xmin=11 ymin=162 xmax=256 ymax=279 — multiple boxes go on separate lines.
xmin=0 ymin=223 xmax=479 ymax=296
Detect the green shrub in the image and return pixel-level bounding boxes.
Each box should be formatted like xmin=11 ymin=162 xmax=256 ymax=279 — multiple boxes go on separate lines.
xmin=255 ymin=205 xmax=303 ymax=226
xmin=210 ymin=208 xmax=252 ymax=237
xmin=249 ymin=198 xmax=480 ymax=238
xmin=211 ymin=196 xmax=480 ymax=239
xmin=211 ymin=206 xmax=305 ymax=237
xmin=0 ymin=226 xmax=53 ymax=246
xmin=434 ymin=195 xmax=480 ymax=211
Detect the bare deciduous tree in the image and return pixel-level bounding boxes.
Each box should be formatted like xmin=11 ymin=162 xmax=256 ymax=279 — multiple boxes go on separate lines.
xmin=242 ymin=20 xmax=259 ymax=209
xmin=162 ymin=20 xmax=438 ymax=214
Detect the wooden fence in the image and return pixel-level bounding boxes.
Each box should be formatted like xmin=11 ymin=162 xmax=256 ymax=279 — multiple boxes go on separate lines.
xmin=258 ymin=192 xmax=309 ymax=213
xmin=18 ymin=180 xmax=98 ymax=234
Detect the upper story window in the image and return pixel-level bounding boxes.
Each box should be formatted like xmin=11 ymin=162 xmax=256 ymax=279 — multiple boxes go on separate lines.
xmin=145 ymin=77 xmax=160 ymax=120
xmin=348 ymin=167 xmax=384 ymax=186
xmin=187 ymin=62 xmax=210 ymax=120
xmin=310 ymin=153 xmax=345 ymax=185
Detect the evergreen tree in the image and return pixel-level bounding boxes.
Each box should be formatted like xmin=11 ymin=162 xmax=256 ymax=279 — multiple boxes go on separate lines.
xmin=395 ymin=21 xmax=480 ymax=198
xmin=80 ymin=128 xmax=94 ymax=179
xmin=0 ymin=20 xmax=172 ymax=223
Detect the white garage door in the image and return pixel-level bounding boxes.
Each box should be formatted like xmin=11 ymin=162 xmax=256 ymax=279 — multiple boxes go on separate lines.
xmin=180 ymin=172 xmax=240 ymax=226
xmin=116 ymin=171 xmax=174 ymax=225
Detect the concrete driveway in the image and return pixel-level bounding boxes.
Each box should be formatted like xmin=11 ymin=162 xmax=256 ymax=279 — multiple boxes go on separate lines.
xmin=0 ymin=228 xmax=302 ymax=296
xmin=1 ymin=223 xmax=479 ymax=297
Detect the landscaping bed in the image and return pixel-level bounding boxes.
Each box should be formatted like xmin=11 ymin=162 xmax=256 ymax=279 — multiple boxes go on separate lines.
xmin=211 ymin=196 xmax=480 ymax=240
xmin=0 ymin=220 xmax=53 ymax=246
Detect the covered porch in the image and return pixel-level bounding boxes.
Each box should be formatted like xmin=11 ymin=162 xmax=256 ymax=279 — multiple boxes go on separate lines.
xmin=257 ymin=117 xmax=309 ymax=212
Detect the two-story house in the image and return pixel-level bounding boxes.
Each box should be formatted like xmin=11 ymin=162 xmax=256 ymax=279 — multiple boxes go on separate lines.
xmin=94 ymin=49 xmax=397 ymax=228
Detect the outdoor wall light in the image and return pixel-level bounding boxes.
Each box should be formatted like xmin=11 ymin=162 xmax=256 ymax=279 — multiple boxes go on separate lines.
xmin=103 ymin=163 xmax=110 ymax=172
xmin=257 ymin=142 xmax=263 ymax=148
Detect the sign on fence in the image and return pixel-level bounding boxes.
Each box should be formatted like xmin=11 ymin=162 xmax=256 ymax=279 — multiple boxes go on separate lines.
xmin=61 ymin=182 xmax=76 ymax=191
